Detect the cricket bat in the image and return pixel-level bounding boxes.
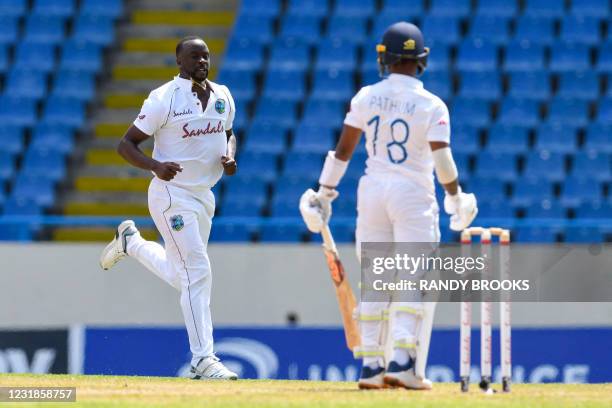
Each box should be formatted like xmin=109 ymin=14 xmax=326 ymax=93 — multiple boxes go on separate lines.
xmin=321 ymin=224 xmax=360 ymax=351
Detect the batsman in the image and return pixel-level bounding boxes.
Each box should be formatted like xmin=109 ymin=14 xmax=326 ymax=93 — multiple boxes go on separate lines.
xmin=300 ymin=22 xmax=478 ymax=390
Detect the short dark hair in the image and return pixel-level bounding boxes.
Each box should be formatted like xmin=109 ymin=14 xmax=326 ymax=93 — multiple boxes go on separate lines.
xmin=176 ymin=36 xmax=203 ymax=57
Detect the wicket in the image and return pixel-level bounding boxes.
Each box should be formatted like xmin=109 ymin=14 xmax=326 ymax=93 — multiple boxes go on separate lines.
xmin=460 ymin=227 xmax=512 ymax=393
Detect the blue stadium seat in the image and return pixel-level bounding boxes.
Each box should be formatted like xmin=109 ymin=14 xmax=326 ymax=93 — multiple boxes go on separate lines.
xmin=5 ymin=69 xmax=48 ymax=100
xmin=209 ymin=223 xmax=252 ymax=242
xmin=0 ymin=97 xmax=37 ymax=127
xmin=268 ymin=39 xmax=310 ymax=72
xmin=291 ymin=125 xmax=335 ymax=153
xmin=372 ymin=14 xmax=422 ymax=40
xmin=326 ymin=16 xmax=367 ymax=45
xmin=0 ymin=126 xmax=26 ymax=155
xmin=535 ymin=123 xmax=577 ymax=153
xmin=455 ymin=40 xmax=498 ymax=72
xmin=454 ymin=152 xmax=471 ymax=179
xmin=560 ymin=16 xmax=601 ymax=45
xmin=41 ymin=97 xmax=85 ymax=128
xmin=2 ymin=197 xmax=43 ymax=217
xmin=585 ymin=124 xmax=612 ymax=152
xmin=511 ymin=178 xmax=553 ymax=207
xmin=21 ymin=148 xmax=67 ymax=181
xmin=232 ymin=15 xmax=274 ymax=45
xmin=80 ymin=0 xmax=123 ymax=19
xmin=0 ymin=151 xmax=16 ymax=183
xmin=287 ymin=0 xmax=329 ymax=17
xmin=458 ymin=72 xmax=501 ymax=100
xmin=514 ymin=226 xmax=557 ymax=243
xmin=576 ymin=201 xmax=612 ymax=218
xmin=469 ymin=178 xmax=506 ymax=202
xmin=218 ymin=69 xmax=256 ymax=100
xmin=596 ymin=97 xmax=612 ymax=125
xmin=235 ymin=151 xmax=278 ymax=181
xmin=557 ymin=71 xmax=599 ymax=100
xmin=0 ymin=0 xmax=26 ymax=17
xmin=243 ymin=123 xmax=287 ymax=156
xmin=561 ymin=177 xmax=602 ymax=207
xmin=344 ymin=151 xmax=366 ymax=182
xmin=58 ymin=40 xmax=102 ymax=73
xmin=546 ymin=98 xmax=589 ymax=127
xmin=333 ymin=0 xmax=375 ymax=17
xmin=315 ymin=40 xmax=358 ymax=71
xmin=452 ymin=126 xmax=480 ymax=154
xmin=570 ymin=0 xmax=609 ymax=17
xmin=24 ymin=15 xmax=66 ymax=44
xmin=549 ymin=44 xmax=590 ymax=72
xmin=253 ymin=98 xmax=297 ymax=127
xmin=422 ymin=16 xmax=460 ymax=45
xmin=0 ymin=46 xmax=9 ymax=72
xmin=280 ymin=15 xmax=322 ymax=45
xmin=262 ymin=71 xmax=305 ymax=101
xmin=301 ymin=99 xmax=346 ymax=129
xmin=563 ymin=226 xmax=603 ymax=243
xmin=523 ymin=151 xmax=566 ymax=181
xmin=503 ymin=41 xmax=545 ymax=71
xmin=11 ymin=175 xmax=56 ymax=208
xmin=497 ymin=98 xmax=540 ymax=127
xmin=572 ymin=151 xmax=611 ymax=181
xmin=597 ymin=43 xmax=612 ymax=72
xmin=425 ymin=44 xmax=449 ymax=72
xmin=524 ymin=0 xmax=566 ymax=18
xmin=486 ymin=125 xmax=529 ymax=153
xmin=422 ymin=71 xmax=451 ymax=100
xmin=451 ymin=98 xmax=491 ymax=127
xmin=360 ymin=68 xmax=381 ymax=87
xmin=32 ymin=0 xmax=75 ymax=17
xmin=429 ymin=0 xmax=471 ymax=17
xmin=29 ymin=124 xmax=74 ymax=155
xmin=475 ymin=0 xmax=517 ymax=17
xmin=14 ymin=43 xmax=56 ymax=72
xmin=524 ymin=200 xmax=566 ymax=218
xmin=72 ymin=16 xmax=115 ymax=46
xmin=239 ymin=0 xmax=280 ymax=17
xmin=507 ymin=71 xmax=550 ymax=100
xmin=311 ymin=69 xmax=354 ymax=101
xmin=224 ymin=39 xmax=264 ymax=71
xmin=474 ymin=200 xmax=514 ymax=219
xmin=271 ymin=177 xmax=314 ymax=216
xmin=220 ymin=200 xmax=265 ymax=217
xmin=468 ymin=16 xmax=510 ymax=44
xmin=513 ymin=17 xmax=555 ymax=45
xmin=380 ymin=0 xmax=424 ymax=18
xmin=260 ymin=221 xmax=305 ymax=242
xmin=474 ymin=152 xmax=518 ymax=181
xmin=0 ymin=16 xmax=19 ymax=45
xmin=282 ymin=152 xmax=324 ymax=178
xmin=51 ymin=71 xmax=95 ymax=101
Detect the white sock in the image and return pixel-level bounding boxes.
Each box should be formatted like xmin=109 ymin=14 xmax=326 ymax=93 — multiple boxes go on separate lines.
xmin=392 ymin=348 xmax=410 ymax=366
xmin=363 ymin=356 xmax=382 ymax=369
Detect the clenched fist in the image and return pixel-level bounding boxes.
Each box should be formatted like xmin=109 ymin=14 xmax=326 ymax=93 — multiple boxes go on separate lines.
xmin=152 ymin=161 xmax=183 ymax=181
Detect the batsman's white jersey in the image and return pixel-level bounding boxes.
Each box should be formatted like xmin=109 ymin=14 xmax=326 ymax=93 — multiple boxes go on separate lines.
xmin=344 ymin=73 xmax=450 ymax=246
xmin=128 ymin=75 xmax=235 ymax=365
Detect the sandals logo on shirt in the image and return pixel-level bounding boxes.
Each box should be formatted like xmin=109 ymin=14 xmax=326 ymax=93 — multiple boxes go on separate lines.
xmin=215 ymin=99 xmax=226 ymax=114
xmin=170 ymin=215 xmax=184 ymax=231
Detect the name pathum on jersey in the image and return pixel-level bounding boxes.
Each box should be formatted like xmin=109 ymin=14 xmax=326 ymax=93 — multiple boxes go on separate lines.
xmin=344 ymin=73 xmax=450 ymax=194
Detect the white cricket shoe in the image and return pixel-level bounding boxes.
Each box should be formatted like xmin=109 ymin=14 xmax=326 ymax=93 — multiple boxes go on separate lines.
xmin=358 ymin=365 xmax=385 ymax=390
xmin=383 ymin=360 xmax=433 ymax=390
xmin=190 ymin=355 xmax=238 ymax=380
xmin=99 ymin=220 xmax=138 ymax=270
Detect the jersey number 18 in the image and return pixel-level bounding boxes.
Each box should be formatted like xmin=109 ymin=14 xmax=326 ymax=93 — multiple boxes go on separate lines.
xmin=367 ymin=115 xmax=410 ymax=165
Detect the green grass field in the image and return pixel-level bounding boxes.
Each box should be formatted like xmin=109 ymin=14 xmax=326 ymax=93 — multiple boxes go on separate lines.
xmin=0 ymin=374 xmax=610 ymax=407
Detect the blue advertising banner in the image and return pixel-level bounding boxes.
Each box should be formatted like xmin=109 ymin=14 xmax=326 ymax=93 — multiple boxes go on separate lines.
xmin=83 ymin=327 xmax=612 ymax=383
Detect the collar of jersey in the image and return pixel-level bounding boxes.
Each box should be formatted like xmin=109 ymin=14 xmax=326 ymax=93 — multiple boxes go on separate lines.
xmin=174 ymin=75 xmax=215 ymax=93
xmin=387 ymin=73 xmax=423 ymax=88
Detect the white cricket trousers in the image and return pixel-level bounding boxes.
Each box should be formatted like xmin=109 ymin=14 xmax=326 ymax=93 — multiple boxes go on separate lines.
xmin=127 ymin=177 xmax=215 ymax=365
xmin=355 ymin=172 xmax=440 ymax=361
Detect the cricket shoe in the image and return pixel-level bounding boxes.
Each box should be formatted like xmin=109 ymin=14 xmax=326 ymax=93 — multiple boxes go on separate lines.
xmin=358 ymin=366 xmax=385 ymax=390
xmin=190 ymin=355 xmax=238 ymax=380
xmin=99 ymin=220 xmax=138 ymax=270
xmin=383 ymin=360 xmax=433 ymax=390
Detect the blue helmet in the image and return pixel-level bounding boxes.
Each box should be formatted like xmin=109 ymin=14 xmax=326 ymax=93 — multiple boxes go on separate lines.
xmin=377 ymin=22 xmax=429 ymax=76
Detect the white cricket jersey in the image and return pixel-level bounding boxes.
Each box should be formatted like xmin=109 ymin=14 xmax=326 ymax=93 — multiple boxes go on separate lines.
xmin=133 ymin=76 xmax=235 ymax=189
xmin=344 ymin=73 xmax=450 ymax=194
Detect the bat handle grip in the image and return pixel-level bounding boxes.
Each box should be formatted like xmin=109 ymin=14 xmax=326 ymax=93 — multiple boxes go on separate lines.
xmin=321 ymin=224 xmax=337 ymax=253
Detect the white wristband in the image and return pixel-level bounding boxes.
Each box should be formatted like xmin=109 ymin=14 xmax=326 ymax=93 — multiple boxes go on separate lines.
xmin=318 ymin=151 xmax=349 ymax=188
xmin=432 ymin=146 xmax=458 ymax=185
